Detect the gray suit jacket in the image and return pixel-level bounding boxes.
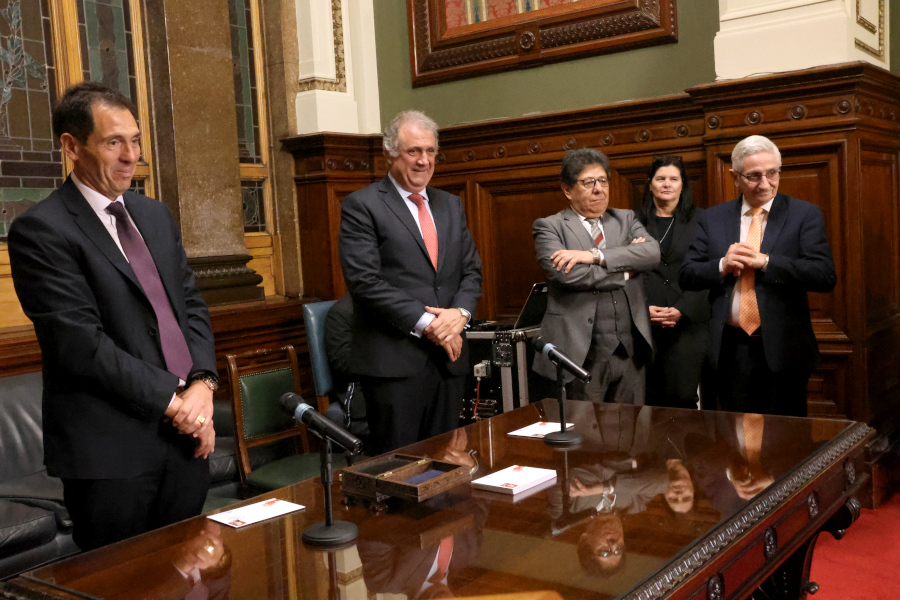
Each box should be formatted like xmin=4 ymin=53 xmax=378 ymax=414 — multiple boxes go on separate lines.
xmin=532 ymin=207 xmax=659 ymax=381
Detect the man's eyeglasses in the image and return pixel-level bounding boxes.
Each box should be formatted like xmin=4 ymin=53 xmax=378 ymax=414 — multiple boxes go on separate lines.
xmin=736 ymin=169 xmax=781 ymax=184
xmin=576 ymin=177 xmax=610 ymax=189
xmin=400 ymin=146 xmax=437 ymax=158
xmin=594 ymin=545 xmax=624 ymax=558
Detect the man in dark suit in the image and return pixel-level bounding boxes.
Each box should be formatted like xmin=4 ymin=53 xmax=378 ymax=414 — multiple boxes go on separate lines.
xmin=8 ymin=82 xmax=218 ymax=550
xmin=533 ymin=148 xmax=659 ymax=404
xmin=338 ymin=110 xmax=482 ymax=455
xmin=680 ymin=135 xmax=836 ymax=417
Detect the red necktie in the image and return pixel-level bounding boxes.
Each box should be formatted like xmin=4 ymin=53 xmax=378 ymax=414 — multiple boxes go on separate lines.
xmin=409 ymin=194 xmax=439 ymax=270
xmin=429 ymin=536 xmax=454 ymax=584
xmin=107 ymin=201 xmax=193 ymax=380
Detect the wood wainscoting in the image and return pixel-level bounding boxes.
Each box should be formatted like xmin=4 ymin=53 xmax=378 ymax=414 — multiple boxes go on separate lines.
xmin=285 ymin=62 xmax=900 ymax=503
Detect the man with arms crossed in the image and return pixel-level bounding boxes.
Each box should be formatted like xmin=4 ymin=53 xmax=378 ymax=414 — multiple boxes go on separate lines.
xmin=533 ymin=148 xmax=659 ymax=404
xmin=339 ymin=110 xmax=482 ymax=455
xmin=9 ymin=82 xmax=218 ymax=550
xmin=680 ymin=135 xmax=836 ymax=416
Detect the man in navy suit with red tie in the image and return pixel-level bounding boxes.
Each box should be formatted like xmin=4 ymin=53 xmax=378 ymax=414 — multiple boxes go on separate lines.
xmin=338 ymin=110 xmax=482 ymax=455
xmin=680 ymin=135 xmax=836 ymax=416
xmin=9 ymin=82 xmax=218 ymax=550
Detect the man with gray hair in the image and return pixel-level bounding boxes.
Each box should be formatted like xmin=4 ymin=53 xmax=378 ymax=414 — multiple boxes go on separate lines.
xmin=680 ymin=135 xmax=835 ymax=416
xmin=339 ymin=110 xmax=482 ymax=454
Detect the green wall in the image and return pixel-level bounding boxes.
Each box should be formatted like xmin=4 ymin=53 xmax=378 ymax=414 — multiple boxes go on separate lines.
xmin=374 ymin=0 xmax=719 ymax=128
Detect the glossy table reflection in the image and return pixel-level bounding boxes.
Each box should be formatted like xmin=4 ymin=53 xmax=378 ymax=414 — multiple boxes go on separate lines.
xmin=7 ymin=402 xmax=873 ymax=600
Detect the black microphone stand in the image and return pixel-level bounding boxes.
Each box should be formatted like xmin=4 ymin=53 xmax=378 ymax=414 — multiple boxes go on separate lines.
xmin=543 ymin=361 xmax=583 ymax=448
xmin=302 ymin=437 xmax=359 ymax=547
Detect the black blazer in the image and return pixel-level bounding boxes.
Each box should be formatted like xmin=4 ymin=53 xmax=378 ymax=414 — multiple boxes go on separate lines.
xmin=642 ymin=207 xmax=710 ymax=325
xmin=338 ymin=176 xmax=482 ymax=378
xmin=679 ymin=194 xmax=836 ymax=373
xmin=8 ymin=177 xmax=216 ymax=479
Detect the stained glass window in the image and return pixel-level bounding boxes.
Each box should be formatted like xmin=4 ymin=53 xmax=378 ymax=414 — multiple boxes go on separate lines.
xmin=241 ymin=180 xmax=265 ymax=233
xmin=0 ymin=0 xmax=59 ymax=239
xmin=228 ymin=0 xmax=262 ymax=164
xmin=77 ymin=0 xmax=137 ymax=102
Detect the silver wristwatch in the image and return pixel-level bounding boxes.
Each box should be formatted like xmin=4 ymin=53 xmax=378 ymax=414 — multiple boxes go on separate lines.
xmin=590 ymin=247 xmax=603 ymax=264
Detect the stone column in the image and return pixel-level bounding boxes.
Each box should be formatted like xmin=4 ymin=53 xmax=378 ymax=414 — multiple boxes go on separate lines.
xmin=142 ymin=0 xmax=263 ymax=305
xmin=715 ymin=0 xmax=890 ymax=80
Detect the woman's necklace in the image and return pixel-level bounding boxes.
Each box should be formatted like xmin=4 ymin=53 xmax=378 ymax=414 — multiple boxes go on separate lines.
xmin=657 ymin=214 xmax=675 ymax=244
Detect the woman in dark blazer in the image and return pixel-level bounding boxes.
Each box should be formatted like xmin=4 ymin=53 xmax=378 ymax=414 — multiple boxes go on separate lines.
xmin=637 ymin=156 xmax=710 ymax=409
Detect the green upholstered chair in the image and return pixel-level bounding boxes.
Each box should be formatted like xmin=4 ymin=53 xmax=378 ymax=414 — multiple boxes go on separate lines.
xmin=225 ymin=345 xmax=346 ymax=493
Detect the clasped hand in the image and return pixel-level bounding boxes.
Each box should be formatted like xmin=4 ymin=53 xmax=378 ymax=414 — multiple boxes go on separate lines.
xmin=424 ymin=306 xmax=467 ymax=362
xmin=164 ymin=380 xmax=215 ymax=458
xmin=722 ymin=242 xmax=767 ymax=277
xmin=649 ymin=305 xmax=682 ymax=328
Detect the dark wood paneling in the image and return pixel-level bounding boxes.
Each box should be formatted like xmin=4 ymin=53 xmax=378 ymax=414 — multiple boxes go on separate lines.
xmin=279 ymin=64 xmax=899 ymax=486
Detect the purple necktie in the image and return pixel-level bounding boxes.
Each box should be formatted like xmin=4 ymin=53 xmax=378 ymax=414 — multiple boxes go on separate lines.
xmin=107 ymin=201 xmax=193 ymax=380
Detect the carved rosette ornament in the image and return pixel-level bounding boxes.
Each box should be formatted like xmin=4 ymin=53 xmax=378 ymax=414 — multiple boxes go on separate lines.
xmin=494 ymin=146 xmax=507 ymax=158
xmin=528 ymin=143 xmax=541 ymax=154
xmin=763 ymin=528 xmax=777 ymax=559
xmin=790 ymin=105 xmax=807 ymax=120
xmin=636 ymin=129 xmax=651 ymax=143
xmin=844 ymin=460 xmax=856 ymax=489
xmin=564 ymin=138 xmax=576 ymax=150
xmin=747 ymin=111 xmax=762 ymax=125
xmin=435 ymin=153 xmax=446 ymax=164
xmin=601 ymin=134 xmax=614 ymax=146
xmin=808 ymin=492 xmax=819 ymax=519
xmin=707 ymin=116 xmax=720 ymax=130
xmin=464 ymin=150 xmax=475 ymax=162
xmin=676 ymin=125 xmax=689 ymax=137
xmin=519 ymin=31 xmax=535 ymax=51
xmin=707 ymin=573 xmax=724 ymax=600
xmin=836 ymin=100 xmax=852 ymax=114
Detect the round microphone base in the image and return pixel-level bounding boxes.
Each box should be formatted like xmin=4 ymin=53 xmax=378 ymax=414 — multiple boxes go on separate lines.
xmin=302 ymin=520 xmax=359 ymax=548
xmin=543 ymin=430 xmax=584 ymax=448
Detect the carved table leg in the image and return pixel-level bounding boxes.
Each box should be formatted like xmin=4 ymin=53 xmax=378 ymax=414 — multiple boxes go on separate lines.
xmin=749 ymin=497 xmax=862 ymax=600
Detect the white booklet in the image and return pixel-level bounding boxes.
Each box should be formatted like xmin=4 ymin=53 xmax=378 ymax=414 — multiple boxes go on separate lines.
xmin=208 ymin=498 xmax=305 ymax=528
xmin=471 ymin=465 xmax=557 ymax=495
xmin=507 ymin=421 xmax=574 ymax=439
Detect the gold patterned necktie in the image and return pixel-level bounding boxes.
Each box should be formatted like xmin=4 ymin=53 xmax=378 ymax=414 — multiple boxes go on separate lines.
xmin=739 ymin=207 xmax=764 ymax=335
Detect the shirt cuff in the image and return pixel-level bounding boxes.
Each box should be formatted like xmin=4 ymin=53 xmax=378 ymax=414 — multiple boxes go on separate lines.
xmin=166 ymin=379 xmax=187 ymax=409
xmin=411 ymin=312 xmax=436 ymax=338
xmin=718 ymin=257 xmax=726 ymax=276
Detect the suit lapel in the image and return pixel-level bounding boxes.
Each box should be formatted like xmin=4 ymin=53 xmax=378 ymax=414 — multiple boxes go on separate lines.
xmin=563 ymin=207 xmax=595 ymax=250
xmin=601 ymin=211 xmax=620 ymax=247
xmin=378 ymin=177 xmax=432 ymax=267
xmin=429 ymin=187 xmax=451 ymax=274
xmin=727 ymin=198 xmax=743 ymax=245
xmin=760 ymin=194 xmax=787 ymax=254
xmin=61 ymin=178 xmax=143 ymax=293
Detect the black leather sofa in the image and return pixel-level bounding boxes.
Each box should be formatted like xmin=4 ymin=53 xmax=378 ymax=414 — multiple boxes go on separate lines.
xmin=0 ymin=372 xmax=242 ymax=580
xmin=0 ymin=372 xmax=77 ymax=580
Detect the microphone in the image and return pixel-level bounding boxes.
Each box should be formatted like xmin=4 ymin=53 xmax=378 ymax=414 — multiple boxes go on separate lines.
xmin=279 ymin=393 xmax=363 ymax=454
xmin=532 ymin=337 xmax=591 ymax=383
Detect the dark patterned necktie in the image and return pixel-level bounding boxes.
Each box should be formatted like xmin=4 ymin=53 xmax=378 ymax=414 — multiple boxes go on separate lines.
xmin=107 ymin=201 xmax=193 ymax=380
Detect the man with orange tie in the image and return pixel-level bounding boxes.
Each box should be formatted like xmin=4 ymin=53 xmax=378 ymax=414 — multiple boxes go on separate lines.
xmin=680 ymin=135 xmax=836 ymax=417
xmin=338 ymin=110 xmax=482 ymax=455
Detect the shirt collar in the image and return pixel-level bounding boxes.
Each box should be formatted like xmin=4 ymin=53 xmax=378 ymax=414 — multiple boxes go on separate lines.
xmin=388 ymin=172 xmax=429 ymax=202
xmin=741 ymin=195 xmax=775 ymax=216
xmin=71 ymin=171 xmax=125 ymax=213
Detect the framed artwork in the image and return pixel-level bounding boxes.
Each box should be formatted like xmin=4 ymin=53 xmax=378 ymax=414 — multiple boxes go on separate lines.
xmin=407 ymin=0 xmax=678 ymax=86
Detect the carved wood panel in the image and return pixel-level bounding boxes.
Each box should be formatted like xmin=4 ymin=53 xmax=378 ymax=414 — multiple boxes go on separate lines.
xmin=859 ymin=149 xmax=900 ymax=329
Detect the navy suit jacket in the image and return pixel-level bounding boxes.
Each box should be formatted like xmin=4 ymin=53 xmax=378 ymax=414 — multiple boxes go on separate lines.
xmin=8 ymin=177 xmax=216 ymax=479
xmin=679 ymin=194 xmax=835 ymax=373
xmin=338 ymin=176 xmax=482 ymax=378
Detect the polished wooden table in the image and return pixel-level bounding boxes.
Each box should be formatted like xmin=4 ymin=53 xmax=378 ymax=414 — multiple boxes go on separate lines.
xmin=3 ymin=401 xmax=873 ymax=600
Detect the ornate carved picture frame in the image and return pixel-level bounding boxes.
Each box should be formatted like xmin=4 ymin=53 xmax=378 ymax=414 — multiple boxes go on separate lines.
xmin=407 ymin=0 xmax=678 ymax=87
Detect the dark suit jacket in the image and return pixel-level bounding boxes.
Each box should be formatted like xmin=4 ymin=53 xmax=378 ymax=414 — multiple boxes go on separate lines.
xmin=532 ymin=207 xmax=659 ymax=381
xmin=8 ymin=178 xmax=216 ymax=480
xmin=642 ymin=208 xmax=710 ymax=325
xmin=679 ymin=194 xmax=836 ymax=373
xmin=338 ymin=176 xmax=482 ymax=378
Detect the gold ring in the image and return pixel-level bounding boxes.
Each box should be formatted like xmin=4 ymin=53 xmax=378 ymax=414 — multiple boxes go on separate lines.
xmin=196 ymin=415 xmax=206 ymax=424
xmin=206 ymin=545 xmax=215 ymax=554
